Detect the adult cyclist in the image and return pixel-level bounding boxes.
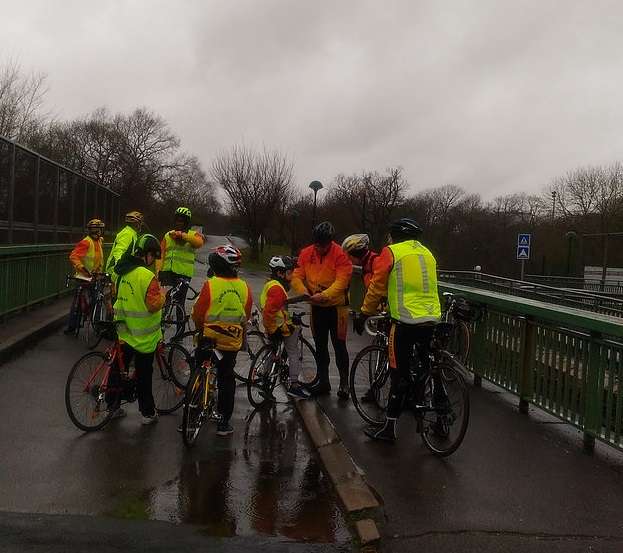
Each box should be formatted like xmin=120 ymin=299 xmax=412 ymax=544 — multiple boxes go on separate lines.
xmin=158 ymin=206 xmax=204 ymax=302
xmin=105 ymin=211 xmax=144 ymax=276
xmin=353 ymin=218 xmax=442 ymax=443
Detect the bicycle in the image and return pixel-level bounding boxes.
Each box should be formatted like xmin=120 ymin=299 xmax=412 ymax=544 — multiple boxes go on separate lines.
xmin=349 ymin=316 xmax=470 ymax=456
xmin=439 ymin=292 xmax=480 ymax=366
xmin=180 ymin=338 xmax=222 ymax=447
xmin=161 ymin=277 xmax=200 ymax=342
xmin=65 ymin=273 xmax=114 ymax=350
xmin=65 ymin=321 xmax=192 ymax=431
xmin=246 ymin=311 xmax=318 ymax=409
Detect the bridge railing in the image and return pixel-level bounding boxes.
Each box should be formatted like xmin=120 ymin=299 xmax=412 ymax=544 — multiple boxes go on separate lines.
xmin=0 ymin=245 xmax=74 ymax=321
xmin=440 ymin=280 xmax=623 ymax=453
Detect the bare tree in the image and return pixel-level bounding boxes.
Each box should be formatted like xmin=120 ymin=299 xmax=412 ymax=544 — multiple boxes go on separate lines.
xmin=211 ymin=143 xmax=294 ymax=260
xmin=548 ymin=163 xmax=623 ymax=234
xmin=0 ymin=58 xmax=51 ymax=143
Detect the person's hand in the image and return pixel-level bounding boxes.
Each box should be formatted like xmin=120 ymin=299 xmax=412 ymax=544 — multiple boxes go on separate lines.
xmin=169 ymin=230 xmax=183 ymax=239
xmin=308 ymin=292 xmax=325 ymax=304
xmin=267 ymin=328 xmax=283 ymax=342
xmin=353 ymin=312 xmax=369 ymax=336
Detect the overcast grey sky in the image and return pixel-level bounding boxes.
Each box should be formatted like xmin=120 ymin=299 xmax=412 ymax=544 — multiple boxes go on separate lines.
xmin=3 ymin=1 xmax=623 ymax=201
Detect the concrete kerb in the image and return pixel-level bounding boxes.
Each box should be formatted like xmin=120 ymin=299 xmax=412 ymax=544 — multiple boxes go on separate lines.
xmin=293 ymin=398 xmax=382 ymax=547
xmin=0 ymin=301 xmax=69 ymax=364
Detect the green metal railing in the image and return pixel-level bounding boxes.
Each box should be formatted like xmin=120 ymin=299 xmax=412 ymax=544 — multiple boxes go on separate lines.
xmin=440 ymin=282 xmax=623 ymax=452
xmin=0 ymin=245 xmax=74 ymax=320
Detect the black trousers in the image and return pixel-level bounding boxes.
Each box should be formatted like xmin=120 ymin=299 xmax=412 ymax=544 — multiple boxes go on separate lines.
xmin=310 ymin=305 xmax=349 ymax=388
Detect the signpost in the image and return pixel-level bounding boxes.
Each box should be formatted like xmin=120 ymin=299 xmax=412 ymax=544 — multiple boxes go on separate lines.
xmin=517 ymin=233 xmax=530 ymax=280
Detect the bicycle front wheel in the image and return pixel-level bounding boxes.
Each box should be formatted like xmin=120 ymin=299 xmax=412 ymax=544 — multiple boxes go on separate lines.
xmin=350 ymin=345 xmax=391 ymax=425
xmin=153 ymin=342 xmax=192 ymax=414
xmin=65 ymin=352 xmax=116 ymax=431
xmin=247 ymin=344 xmax=278 ymax=409
xmin=162 ymin=302 xmax=185 ymax=342
xmin=182 ymin=367 xmax=208 ymax=447
xmin=234 ymin=330 xmax=266 ymax=383
xmin=417 ymin=364 xmax=470 ymax=457
xmin=84 ymin=307 xmax=103 ymax=350
xmin=447 ymin=320 xmax=470 ymax=366
xmin=293 ymin=336 xmax=318 ymax=387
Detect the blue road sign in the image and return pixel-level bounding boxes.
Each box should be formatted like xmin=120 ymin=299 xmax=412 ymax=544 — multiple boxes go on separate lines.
xmin=517 ymin=246 xmax=530 ymax=259
xmin=517 ymin=234 xmax=530 ymax=248
xmin=518 ymin=234 xmax=531 ymax=247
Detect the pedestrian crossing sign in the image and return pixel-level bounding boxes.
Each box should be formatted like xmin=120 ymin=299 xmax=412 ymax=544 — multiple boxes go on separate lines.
xmin=517 ymin=246 xmax=530 ymax=259
xmin=517 ymin=233 xmax=531 ymax=247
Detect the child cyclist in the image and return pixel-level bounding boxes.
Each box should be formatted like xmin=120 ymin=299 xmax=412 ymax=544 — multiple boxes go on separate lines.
xmin=261 ymin=255 xmax=310 ymax=399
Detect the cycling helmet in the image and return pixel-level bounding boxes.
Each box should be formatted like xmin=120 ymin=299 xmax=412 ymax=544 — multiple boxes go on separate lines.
xmin=341 ymin=233 xmax=369 ymax=255
xmin=312 ymin=221 xmax=335 ymax=244
xmin=125 ymin=211 xmax=144 ymax=225
xmin=387 ymin=217 xmax=422 ymax=240
xmin=269 ymin=255 xmax=296 ymax=271
xmin=214 ymin=244 xmax=242 ymax=267
xmin=134 ymin=233 xmax=161 ymax=259
xmin=86 ymin=218 xmax=105 ymax=229
xmin=175 ymin=206 xmax=192 ymax=219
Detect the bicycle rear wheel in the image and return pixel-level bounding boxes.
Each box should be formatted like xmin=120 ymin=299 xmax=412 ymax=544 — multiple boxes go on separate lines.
xmin=247 ymin=344 xmax=278 ymax=409
xmin=182 ymin=366 xmax=208 ymax=447
xmin=234 ymin=330 xmax=266 ymax=383
xmin=153 ymin=342 xmax=191 ymax=414
xmin=417 ymin=364 xmax=470 ymax=457
xmin=349 ymin=345 xmax=390 ymax=425
xmin=65 ymin=352 xmax=118 ymax=431
xmin=162 ymin=302 xmax=185 ymax=342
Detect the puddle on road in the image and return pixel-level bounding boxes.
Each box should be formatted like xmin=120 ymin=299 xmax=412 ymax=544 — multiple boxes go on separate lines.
xmin=136 ymin=405 xmax=350 ymax=543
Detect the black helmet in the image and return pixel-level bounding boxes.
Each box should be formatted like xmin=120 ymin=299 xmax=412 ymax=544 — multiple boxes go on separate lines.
xmin=134 ymin=233 xmax=161 ymax=259
xmin=269 ymin=255 xmax=296 ymax=271
xmin=312 ymin=221 xmax=335 ymax=245
xmin=387 ymin=218 xmax=422 ymax=241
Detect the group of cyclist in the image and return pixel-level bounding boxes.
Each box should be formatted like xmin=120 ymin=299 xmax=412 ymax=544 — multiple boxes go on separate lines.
xmin=65 ymin=204 xmax=441 ymax=444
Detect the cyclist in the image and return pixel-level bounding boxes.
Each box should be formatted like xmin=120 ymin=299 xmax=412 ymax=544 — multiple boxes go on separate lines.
xmin=105 ymin=211 xmax=145 ymax=276
xmin=291 ymin=221 xmax=353 ymax=399
xmin=261 ymin=255 xmax=310 ymax=399
xmin=190 ymin=245 xmax=253 ymax=436
xmin=64 ymin=218 xmax=105 ymax=335
xmin=111 ymin=234 xmax=167 ymax=424
xmin=353 ymin=218 xmax=441 ymax=442
xmin=342 ymin=232 xmax=384 ymax=403
xmin=341 ymin=233 xmax=380 ymax=289
xmin=157 ymin=206 xmax=204 ymax=302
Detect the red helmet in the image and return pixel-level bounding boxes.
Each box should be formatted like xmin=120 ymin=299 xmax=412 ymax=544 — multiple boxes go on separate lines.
xmin=214 ymin=245 xmax=242 ymax=267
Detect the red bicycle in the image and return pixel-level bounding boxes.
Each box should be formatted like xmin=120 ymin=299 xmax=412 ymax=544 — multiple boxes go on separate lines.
xmin=65 ymin=321 xmax=192 ymax=431
xmin=65 ymin=273 xmax=114 ymax=350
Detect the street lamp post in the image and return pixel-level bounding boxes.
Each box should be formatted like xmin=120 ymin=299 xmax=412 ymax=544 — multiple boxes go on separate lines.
xmin=309 ymin=180 xmax=323 ymax=228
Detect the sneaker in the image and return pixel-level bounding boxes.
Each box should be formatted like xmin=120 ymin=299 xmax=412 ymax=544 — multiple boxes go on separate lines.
xmin=109 ymin=407 xmax=126 ymax=419
xmin=287 ymin=385 xmax=310 ymax=399
xmin=364 ymin=418 xmax=396 ymax=443
xmin=337 ymin=386 xmax=349 ymax=400
xmin=141 ymin=412 xmax=159 ymax=425
xmin=216 ymin=422 xmax=234 ymax=436
xmin=361 ymin=388 xmax=375 ymax=403
xmin=63 ymin=328 xmax=76 ymax=335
